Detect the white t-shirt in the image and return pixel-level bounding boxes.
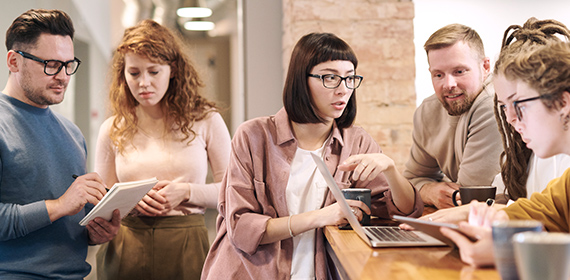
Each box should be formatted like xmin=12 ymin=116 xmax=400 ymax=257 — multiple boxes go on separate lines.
xmin=492 ymin=153 xmax=570 ymax=205
xmin=286 ymin=145 xmax=328 ymax=280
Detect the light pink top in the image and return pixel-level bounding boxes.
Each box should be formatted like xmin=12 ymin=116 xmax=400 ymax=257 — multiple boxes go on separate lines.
xmin=94 ymin=112 xmax=231 ymax=214
xmin=201 ymin=108 xmax=423 ymax=279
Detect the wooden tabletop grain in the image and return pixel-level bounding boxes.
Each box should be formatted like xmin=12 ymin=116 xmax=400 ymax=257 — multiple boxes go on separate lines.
xmin=324 ymin=216 xmax=500 ymax=280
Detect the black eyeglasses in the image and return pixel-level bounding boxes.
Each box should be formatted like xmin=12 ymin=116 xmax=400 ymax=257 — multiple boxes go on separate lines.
xmin=15 ymin=50 xmax=81 ymax=76
xmin=512 ymin=95 xmax=550 ymax=121
xmin=308 ymin=73 xmax=363 ymax=89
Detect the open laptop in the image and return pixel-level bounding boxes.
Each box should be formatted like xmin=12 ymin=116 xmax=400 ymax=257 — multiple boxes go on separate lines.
xmin=310 ymin=152 xmax=447 ymax=247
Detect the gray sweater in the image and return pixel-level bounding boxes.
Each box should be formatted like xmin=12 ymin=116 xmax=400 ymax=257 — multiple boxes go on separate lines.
xmin=0 ymin=93 xmax=92 ymax=279
xmin=403 ymin=80 xmax=503 ymax=190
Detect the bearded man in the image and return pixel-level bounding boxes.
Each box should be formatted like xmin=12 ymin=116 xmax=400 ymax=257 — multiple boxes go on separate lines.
xmin=402 ymin=24 xmax=503 ymax=209
xmin=0 ymin=9 xmax=119 ymax=279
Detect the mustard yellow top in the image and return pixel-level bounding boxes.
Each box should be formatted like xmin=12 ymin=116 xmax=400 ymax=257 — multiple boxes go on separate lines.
xmin=504 ymin=167 xmax=570 ymax=232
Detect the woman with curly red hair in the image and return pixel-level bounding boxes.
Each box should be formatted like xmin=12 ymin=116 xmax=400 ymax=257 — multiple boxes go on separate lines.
xmin=94 ymin=19 xmax=231 ymax=280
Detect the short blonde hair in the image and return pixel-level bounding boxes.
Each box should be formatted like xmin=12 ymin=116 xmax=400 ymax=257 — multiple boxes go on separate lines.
xmin=424 ymin=23 xmax=485 ymax=61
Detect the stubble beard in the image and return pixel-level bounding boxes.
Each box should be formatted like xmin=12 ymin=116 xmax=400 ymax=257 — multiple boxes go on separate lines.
xmin=21 ymin=68 xmax=66 ymax=106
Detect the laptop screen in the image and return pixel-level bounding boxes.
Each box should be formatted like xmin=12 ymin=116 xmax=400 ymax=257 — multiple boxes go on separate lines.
xmin=310 ymin=152 xmax=373 ymax=246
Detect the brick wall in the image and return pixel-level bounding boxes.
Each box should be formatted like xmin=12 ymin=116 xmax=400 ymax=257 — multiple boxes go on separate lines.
xmin=282 ymin=0 xmax=416 ymax=171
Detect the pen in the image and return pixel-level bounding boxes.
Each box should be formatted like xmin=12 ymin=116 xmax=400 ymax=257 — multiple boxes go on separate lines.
xmin=72 ymin=174 xmax=110 ymax=192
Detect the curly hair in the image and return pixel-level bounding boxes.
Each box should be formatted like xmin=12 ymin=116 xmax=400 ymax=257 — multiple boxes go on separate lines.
xmin=493 ymin=17 xmax=570 ymax=200
xmin=504 ymin=41 xmax=570 ymax=107
xmin=108 ymin=19 xmax=217 ymax=153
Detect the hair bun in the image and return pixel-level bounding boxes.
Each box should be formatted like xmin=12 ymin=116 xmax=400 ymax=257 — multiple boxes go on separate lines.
xmin=514 ymin=29 xmax=547 ymax=42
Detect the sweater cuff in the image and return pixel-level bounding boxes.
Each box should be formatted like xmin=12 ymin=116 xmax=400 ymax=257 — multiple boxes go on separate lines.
xmin=21 ymin=200 xmax=52 ymax=233
xmin=411 ymin=179 xmax=433 ymax=192
xmin=188 ymin=182 xmax=220 ymax=209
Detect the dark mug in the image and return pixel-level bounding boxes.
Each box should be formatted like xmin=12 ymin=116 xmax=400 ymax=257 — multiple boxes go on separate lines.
xmin=342 ymin=188 xmax=371 ymax=226
xmin=452 ymin=186 xmax=496 ymax=206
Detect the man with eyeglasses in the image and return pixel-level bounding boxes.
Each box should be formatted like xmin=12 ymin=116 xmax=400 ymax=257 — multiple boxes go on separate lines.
xmin=0 ymin=9 xmax=119 ymax=279
xmin=402 ymin=24 xmax=503 ymax=209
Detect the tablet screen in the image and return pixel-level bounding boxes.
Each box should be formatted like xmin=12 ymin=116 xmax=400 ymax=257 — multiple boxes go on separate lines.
xmin=393 ymin=215 xmax=465 ymax=248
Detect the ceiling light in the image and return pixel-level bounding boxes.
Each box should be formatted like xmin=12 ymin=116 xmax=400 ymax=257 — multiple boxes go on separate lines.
xmin=177 ymin=7 xmax=212 ymax=18
xmin=184 ymin=21 xmax=215 ymax=31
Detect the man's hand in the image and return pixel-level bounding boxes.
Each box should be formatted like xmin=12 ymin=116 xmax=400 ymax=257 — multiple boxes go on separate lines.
xmin=419 ymin=182 xmax=461 ymax=209
xmin=46 ymin=172 xmax=108 ymax=222
xmin=86 ymin=209 xmax=120 ymax=245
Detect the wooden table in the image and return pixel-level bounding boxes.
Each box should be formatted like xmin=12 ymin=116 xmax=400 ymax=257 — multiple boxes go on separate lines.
xmin=324 ymin=219 xmax=501 ymax=280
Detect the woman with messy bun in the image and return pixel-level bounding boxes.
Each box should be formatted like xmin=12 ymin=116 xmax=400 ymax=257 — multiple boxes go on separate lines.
xmin=493 ymin=17 xmax=570 ymax=202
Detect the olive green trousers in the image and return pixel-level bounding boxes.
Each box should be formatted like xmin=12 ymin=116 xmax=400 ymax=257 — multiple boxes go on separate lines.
xmin=96 ymin=215 xmax=209 ymax=280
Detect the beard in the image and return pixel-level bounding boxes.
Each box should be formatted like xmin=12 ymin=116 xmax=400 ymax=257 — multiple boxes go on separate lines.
xmin=20 ymin=67 xmax=67 ymax=106
xmin=441 ymin=89 xmax=479 ymax=116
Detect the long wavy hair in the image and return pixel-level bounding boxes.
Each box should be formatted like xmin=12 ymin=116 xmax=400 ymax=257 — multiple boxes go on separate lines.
xmin=493 ymin=17 xmax=570 ymax=200
xmin=108 ymin=19 xmax=217 ymax=153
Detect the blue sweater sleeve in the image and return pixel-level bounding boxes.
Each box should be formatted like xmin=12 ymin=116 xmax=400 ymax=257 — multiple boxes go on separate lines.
xmin=0 ymin=200 xmax=51 ymax=241
xmin=0 ymin=94 xmax=91 ymax=279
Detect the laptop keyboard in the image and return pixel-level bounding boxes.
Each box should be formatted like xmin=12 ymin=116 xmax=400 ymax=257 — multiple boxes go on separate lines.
xmin=366 ymin=227 xmax=425 ymax=242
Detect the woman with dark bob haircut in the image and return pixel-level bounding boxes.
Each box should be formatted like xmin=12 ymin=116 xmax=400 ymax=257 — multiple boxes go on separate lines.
xmin=283 ymin=32 xmax=357 ymax=129
xmin=201 ymin=32 xmax=422 ymax=279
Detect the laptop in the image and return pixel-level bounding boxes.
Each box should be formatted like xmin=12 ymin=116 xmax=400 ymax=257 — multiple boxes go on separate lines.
xmin=310 ymin=152 xmax=447 ymax=247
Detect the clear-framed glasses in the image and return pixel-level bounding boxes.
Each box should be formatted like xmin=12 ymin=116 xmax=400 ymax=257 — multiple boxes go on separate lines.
xmin=511 ymin=95 xmax=550 ymax=121
xmin=308 ymin=73 xmax=363 ymax=89
xmin=15 ymin=50 xmax=81 ymax=76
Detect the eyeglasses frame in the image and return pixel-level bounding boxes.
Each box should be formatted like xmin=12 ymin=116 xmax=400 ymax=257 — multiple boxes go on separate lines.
xmin=15 ymin=50 xmax=81 ymax=76
xmin=512 ymin=95 xmax=550 ymax=121
xmin=307 ymin=73 xmax=363 ymax=90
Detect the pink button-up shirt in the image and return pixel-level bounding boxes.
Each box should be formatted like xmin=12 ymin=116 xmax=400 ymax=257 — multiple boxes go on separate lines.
xmin=202 ymin=108 xmax=423 ymax=280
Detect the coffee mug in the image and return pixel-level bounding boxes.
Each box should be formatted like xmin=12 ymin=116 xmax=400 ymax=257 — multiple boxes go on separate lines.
xmin=492 ymin=220 xmax=543 ymax=280
xmin=341 ymin=188 xmax=371 ymax=226
xmin=452 ymin=186 xmax=496 ymax=206
xmin=513 ymin=232 xmax=570 ymax=280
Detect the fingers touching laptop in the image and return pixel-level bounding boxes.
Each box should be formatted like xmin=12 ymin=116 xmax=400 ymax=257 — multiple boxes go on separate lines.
xmin=346 ymin=199 xmax=371 ymax=222
xmin=319 ymin=199 xmax=371 ymax=226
